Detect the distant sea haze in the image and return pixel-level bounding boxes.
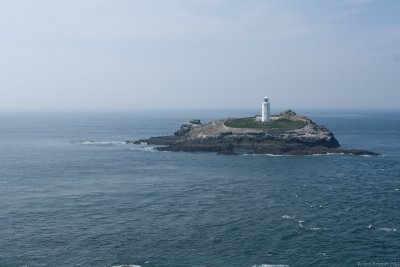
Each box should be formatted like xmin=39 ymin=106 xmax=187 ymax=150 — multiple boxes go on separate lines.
xmin=0 ymin=110 xmax=399 ymax=266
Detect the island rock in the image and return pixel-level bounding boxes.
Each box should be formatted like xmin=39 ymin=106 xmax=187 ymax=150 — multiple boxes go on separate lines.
xmin=129 ymin=111 xmax=379 ymax=156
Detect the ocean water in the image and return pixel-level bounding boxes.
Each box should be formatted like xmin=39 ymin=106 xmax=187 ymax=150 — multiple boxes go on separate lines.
xmin=0 ymin=110 xmax=399 ymax=267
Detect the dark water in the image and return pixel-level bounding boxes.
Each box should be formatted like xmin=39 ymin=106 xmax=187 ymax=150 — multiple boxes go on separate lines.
xmin=0 ymin=110 xmax=399 ymax=267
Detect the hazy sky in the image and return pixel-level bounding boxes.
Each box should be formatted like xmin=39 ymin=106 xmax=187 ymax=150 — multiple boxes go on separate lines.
xmin=1 ymin=0 xmax=399 ymax=110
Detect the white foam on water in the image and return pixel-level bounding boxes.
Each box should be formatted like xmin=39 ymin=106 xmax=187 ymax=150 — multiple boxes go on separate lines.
xmin=252 ymin=264 xmax=290 ymax=267
xmin=240 ymin=154 xmax=285 ymax=157
xmin=242 ymin=153 xmax=260 ymax=156
xmin=128 ymin=146 xmax=158 ymax=152
xmin=282 ymin=215 xmax=295 ymax=219
xmin=80 ymin=140 xmax=96 ymax=145
xmin=308 ymin=226 xmax=328 ymax=231
xmin=80 ymin=140 xmax=126 ymax=145
xmin=308 ymin=204 xmax=323 ymax=208
xmin=377 ymin=227 xmax=397 ymax=232
xmin=80 ymin=140 xmax=162 ymax=153
xmin=111 ymin=265 xmax=142 ymax=267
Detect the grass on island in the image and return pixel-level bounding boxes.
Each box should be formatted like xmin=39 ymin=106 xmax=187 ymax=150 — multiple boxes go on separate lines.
xmin=224 ymin=117 xmax=307 ymax=129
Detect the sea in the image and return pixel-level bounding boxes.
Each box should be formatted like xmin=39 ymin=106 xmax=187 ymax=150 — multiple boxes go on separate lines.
xmin=0 ymin=110 xmax=399 ymax=267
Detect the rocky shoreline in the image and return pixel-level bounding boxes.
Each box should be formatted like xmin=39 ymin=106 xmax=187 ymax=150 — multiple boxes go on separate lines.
xmin=128 ymin=111 xmax=379 ymax=156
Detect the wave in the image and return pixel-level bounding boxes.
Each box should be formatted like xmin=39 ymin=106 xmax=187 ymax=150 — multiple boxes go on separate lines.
xmin=128 ymin=145 xmax=159 ymax=152
xmin=282 ymin=215 xmax=295 ymax=219
xmin=252 ymin=264 xmax=290 ymax=267
xmin=80 ymin=140 xmax=126 ymax=145
xmin=295 ymin=219 xmax=328 ymax=231
xmin=240 ymin=153 xmax=286 ymax=157
xmin=79 ymin=140 xmax=160 ymax=152
xmin=377 ymin=227 xmax=397 ymax=232
xmin=112 ymin=262 xmax=290 ymax=267
xmin=245 ymin=153 xmax=351 ymax=157
xmin=132 ymin=147 xmax=158 ymax=152
xmin=326 ymin=152 xmax=346 ymax=155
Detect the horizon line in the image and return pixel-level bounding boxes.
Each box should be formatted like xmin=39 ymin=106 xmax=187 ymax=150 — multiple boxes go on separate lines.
xmin=0 ymin=107 xmax=399 ymax=113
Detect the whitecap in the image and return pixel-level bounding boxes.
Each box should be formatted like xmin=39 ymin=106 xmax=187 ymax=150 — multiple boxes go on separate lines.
xmin=128 ymin=146 xmax=157 ymax=152
xmin=282 ymin=215 xmax=295 ymax=219
xmin=309 ymin=226 xmax=328 ymax=231
xmin=80 ymin=140 xmax=126 ymax=145
xmin=111 ymin=265 xmax=142 ymax=267
xmin=252 ymin=264 xmax=289 ymax=267
xmin=80 ymin=140 xmax=96 ymax=145
xmin=377 ymin=227 xmax=397 ymax=232
xmin=240 ymin=153 xmax=286 ymax=157
xmin=309 ymin=227 xmax=321 ymax=231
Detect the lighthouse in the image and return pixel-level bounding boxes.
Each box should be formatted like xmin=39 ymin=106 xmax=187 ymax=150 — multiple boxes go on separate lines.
xmin=262 ymin=97 xmax=270 ymax=122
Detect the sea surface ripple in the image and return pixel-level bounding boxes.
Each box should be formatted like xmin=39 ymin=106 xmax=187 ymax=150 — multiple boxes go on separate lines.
xmin=0 ymin=110 xmax=399 ymax=266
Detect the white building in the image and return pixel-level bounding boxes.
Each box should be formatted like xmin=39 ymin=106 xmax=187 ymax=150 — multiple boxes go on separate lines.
xmin=261 ymin=97 xmax=270 ymax=122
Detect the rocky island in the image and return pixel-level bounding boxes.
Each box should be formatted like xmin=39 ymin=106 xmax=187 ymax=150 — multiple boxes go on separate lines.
xmin=129 ymin=110 xmax=379 ymax=156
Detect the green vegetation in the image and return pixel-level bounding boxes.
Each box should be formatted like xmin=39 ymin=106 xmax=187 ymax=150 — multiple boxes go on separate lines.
xmin=224 ymin=117 xmax=307 ymax=129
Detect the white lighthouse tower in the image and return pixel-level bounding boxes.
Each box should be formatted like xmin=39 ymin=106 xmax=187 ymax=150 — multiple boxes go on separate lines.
xmin=261 ymin=97 xmax=270 ymax=122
